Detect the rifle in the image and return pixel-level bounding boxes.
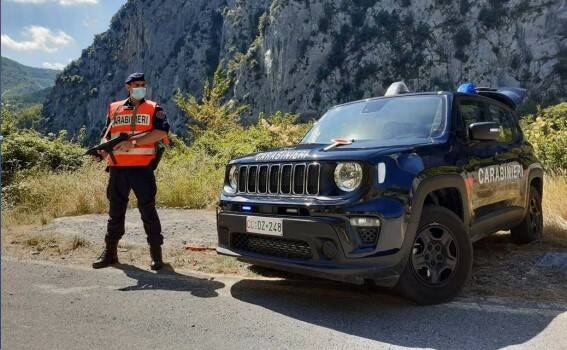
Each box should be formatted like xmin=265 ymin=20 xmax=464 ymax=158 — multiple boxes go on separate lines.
xmin=85 ymin=131 xmax=146 ymax=165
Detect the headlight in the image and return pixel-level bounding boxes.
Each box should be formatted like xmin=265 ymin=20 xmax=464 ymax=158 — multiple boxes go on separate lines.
xmin=334 ymin=162 xmax=363 ymax=192
xmin=227 ymin=165 xmax=238 ymax=192
xmin=377 ymin=162 xmax=386 ymax=184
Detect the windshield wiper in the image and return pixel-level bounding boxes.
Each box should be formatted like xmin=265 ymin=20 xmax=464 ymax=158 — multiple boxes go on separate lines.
xmin=323 ymin=138 xmax=354 ymax=151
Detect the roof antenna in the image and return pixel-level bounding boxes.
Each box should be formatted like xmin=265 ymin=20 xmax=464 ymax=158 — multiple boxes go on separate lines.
xmin=385 ymin=81 xmax=410 ymax=96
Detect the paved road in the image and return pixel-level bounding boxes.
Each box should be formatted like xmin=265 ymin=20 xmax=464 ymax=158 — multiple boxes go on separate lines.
xmin=2 ymin=258 xmax=567 ymax=350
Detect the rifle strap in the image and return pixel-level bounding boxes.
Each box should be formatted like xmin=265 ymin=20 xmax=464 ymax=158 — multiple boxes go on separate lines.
xmin=102 ymin=99 xmax=128 ymax=142
xmin=101 ymin=99 xmax=141 ymax=141
xmin=130 ymin=102 xmax=140 ymax=133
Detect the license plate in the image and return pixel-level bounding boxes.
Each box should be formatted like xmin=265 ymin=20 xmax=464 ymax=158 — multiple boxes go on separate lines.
xmin=246 ymin=216 xmax=283 ymax=236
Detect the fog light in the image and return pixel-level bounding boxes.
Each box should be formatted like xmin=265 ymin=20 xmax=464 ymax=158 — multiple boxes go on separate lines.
xmin=350 ymin=217 xmax=381 ymax=227
xmin=322 ymin=241 xmax=338 ymax=259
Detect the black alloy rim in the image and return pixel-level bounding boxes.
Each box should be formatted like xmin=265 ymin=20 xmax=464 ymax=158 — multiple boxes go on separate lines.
xmin=411 ymin=224 xmax=459 ymax=286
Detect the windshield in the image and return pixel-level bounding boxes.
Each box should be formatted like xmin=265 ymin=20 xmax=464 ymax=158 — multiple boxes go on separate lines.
xmin=302 ymin=95 xmax=447 ymax=148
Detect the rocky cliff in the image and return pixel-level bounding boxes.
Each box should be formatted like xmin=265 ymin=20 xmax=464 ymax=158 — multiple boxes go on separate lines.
xmin=43 ymin=0 xmax=567 ymax=141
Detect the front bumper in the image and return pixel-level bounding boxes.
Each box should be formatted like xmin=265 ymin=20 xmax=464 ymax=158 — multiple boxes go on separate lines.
xmin=216 ymin=211 xmax=411 ymax=286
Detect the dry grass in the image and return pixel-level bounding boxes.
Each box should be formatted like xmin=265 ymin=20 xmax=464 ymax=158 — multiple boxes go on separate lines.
xmin=169 ymin=249 xmax=254 ymax=276
xmin=2 ymin=153 xmax=222 ymax=227
xmin=10 ymin=230 xmax=91 ymax=255
xmin=468 ymin=232 xmax=567 ymax=303
xmin=542 ymin=173 xmax=567 ymax=246
xmin=154 ymin=150 xmax=223 ymax=209
xmin=2 ymin=162 xmax=108 ymax=226
xmin=2 ymin=226 xmax=256 ymax=277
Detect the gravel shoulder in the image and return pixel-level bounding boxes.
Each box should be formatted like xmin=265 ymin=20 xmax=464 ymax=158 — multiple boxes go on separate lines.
xmin=3 ymin=209 xmax=567 ymax=304
xmin=36 ymin=208 xmax=217 ymax=248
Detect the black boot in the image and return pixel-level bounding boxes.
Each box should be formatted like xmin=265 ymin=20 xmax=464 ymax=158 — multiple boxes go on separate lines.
xmin=150 ymin=245 xmax=163 ymax=271
xmin=92 ymin=240 xmax=119 ymax=269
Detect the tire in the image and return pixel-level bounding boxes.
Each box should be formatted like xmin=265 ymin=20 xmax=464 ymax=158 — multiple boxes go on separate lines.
xmin=511 ymin=185 xmax=543 ymax=244
xmin=395 ymin=205 xmax=473 ymax=305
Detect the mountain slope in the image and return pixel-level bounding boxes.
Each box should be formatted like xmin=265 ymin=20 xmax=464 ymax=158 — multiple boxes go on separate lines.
xmin=42 ymin=0 xmax=567 ymax=142
xmin=1 ymin=57 xmax=60 ymax=100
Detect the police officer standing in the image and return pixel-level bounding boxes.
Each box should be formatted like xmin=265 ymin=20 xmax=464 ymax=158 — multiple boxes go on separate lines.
xmin=92 ymin=72 xmax=169 ymax=270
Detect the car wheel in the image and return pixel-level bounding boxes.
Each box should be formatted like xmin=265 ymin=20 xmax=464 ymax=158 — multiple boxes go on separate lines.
xmin=511 ymin=186 xmax=543 ymax=244
xmin=396 ymin=205 xmax=472 ymax=305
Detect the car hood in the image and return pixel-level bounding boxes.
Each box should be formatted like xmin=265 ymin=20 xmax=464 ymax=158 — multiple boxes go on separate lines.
xmin=230 ymin=143 xmax=425 ymax=164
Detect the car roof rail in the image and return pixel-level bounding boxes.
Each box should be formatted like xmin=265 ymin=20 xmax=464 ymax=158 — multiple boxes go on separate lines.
xmin=476 ymin=87 xmax=498 ymax=92
xmin=384 ymin=81 xmax=410 ymax=96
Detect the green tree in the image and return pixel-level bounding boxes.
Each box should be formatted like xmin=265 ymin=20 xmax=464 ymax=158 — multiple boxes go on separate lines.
xmin=174 ymin=66 xmax=248 ymax=137
xmin=1 ymin=106 xmax=15 ymax=135
xmin=174 ymin=64 xmax=310 ymax=159
xmin=521 ymin=103 xmax=567 ymax=171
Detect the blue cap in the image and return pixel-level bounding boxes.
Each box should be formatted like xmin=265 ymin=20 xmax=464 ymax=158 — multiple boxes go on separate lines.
xmin=457 ymin=83 xmax=477 ymax=94
xmin=125 ymin=72 xmax=145 ymax=84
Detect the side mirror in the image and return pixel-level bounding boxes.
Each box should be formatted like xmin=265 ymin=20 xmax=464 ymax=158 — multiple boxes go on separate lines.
xmin=469 ymin=122 xmax=501 ymax=141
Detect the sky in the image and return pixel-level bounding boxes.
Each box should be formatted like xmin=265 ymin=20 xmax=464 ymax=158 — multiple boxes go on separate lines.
xmin=1 ymin=0 xmax=127 ymax=70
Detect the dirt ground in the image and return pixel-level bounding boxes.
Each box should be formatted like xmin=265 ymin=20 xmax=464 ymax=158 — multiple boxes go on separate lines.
xmin=3 ymin=209 xmax=567 ymax=304
xmin=35 ymin=208 xmax=217 ymax=248
xmin=466 ymin=233 xmax=567 ymax=303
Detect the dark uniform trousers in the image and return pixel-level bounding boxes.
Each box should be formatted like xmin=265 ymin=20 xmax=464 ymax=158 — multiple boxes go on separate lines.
xmin=106 ymin=166 xmax=164 ymax=246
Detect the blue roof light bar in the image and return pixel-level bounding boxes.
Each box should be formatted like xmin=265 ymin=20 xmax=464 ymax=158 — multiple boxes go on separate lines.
xmin=457 ymin=83 xmax=477 ymax=94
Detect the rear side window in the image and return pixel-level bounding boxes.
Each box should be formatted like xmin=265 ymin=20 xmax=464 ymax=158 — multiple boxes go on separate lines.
xmin=458 ymin=98 xmax=486 ymax=140
xmin=486 ymin=103 xmax=517 ymax=143
xmin=459 ymin=99 xmax=485 ymax=127
xmin=507 ymin=110 xmax=523 ymax=140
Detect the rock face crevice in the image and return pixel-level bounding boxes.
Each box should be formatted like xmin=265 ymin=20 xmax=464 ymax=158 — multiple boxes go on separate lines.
xmin=43 ymin=0 xmax=567 ymax=142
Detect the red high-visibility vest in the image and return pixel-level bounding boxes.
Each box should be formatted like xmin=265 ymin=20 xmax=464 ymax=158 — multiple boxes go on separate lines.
xmin=105 ymin=99 xmax=165 ymax=167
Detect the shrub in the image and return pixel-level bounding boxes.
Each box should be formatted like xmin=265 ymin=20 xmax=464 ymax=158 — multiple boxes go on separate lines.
xmin=554 ymin=48 xmax=567 ymax=81
xmin=453 ymin=27 xmax=472 ymax=50
xmin=521 ymin=103 xmax=567 ymax=171
xmin=316 ymin=66 xmax=331 ymax=82
xmin=542 ymin=173 xmax=567 ymax=246
xmin=2 ymin=161 xmax=108 ymax=225
xmin=454 ymin=49 xmax=466 ymax=62
xmin=174 ymin=66 xmax=247 ymax=137
xmin=353 ymin=0 xmax=375 ymax=8
xmin=322 ymin=3 xmax=335 ymax=18
xmin=459 ymin=0 xmax=471 ymax=15
xmin=478 ymin=1 xmax=507 ymax=29
xmin=2 ymin=109 xmax=84 ymax=185
xmin=312 ymin=89 xmax=322 ymax=105
xmin=318 ymin=17 xmax=330 ymax=33
xmin=354 ymin=63 xmax=378 ymax=85
xmin=298 ymin=39 xmax=311 ymax=59
xmin=326 ymin=25 xmax=352 ymax=70
xmin=172 ymin=68 xmax=311 ymax=206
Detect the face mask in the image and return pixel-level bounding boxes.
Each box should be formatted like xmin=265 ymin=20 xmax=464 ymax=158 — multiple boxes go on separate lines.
xmin=131 ymin=87 xmax=146 ymax=100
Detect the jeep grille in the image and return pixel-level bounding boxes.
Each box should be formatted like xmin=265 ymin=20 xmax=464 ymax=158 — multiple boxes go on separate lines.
xmin=235 ymin=163 xmax=320 ymax=196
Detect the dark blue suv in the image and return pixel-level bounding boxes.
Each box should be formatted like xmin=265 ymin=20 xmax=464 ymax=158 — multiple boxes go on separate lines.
xmin=216 ymin=83 xmax=544 ymax=304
